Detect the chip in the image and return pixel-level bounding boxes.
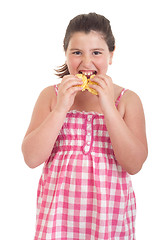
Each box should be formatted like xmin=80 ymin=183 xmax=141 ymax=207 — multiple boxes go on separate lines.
xmin=76 ymin=74 xmax=98 ymax=95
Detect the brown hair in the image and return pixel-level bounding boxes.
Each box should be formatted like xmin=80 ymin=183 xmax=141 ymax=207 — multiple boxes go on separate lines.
xmin=55 ymin=12 xmax=115 ymax=78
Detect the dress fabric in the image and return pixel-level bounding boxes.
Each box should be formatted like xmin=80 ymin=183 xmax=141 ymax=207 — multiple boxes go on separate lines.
xmin=34 ymin=86 xmax=136 ymax=240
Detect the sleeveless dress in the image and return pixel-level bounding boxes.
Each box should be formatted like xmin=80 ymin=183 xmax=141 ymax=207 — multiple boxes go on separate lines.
xmin=34 ymin=86 xmax=136 ymax=240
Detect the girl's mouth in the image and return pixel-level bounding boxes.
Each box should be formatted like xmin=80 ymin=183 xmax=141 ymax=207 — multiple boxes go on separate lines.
xmin=78 ymin=71 xmax=97 ymax=78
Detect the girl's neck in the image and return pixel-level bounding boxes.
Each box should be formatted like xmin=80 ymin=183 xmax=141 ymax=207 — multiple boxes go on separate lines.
xmin=70 ymin=90 xmax=102 ymax=113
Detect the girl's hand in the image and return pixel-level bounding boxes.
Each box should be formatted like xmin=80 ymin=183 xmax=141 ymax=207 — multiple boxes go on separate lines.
xmin=54 ymin=75 xmax=82 ymax=114
xmin=90 ymin=74 xmax=115 ymax=114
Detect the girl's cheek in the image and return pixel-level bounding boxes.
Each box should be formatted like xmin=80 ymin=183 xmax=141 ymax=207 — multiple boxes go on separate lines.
xmin=67 ymin=59 xmax=81 ymax=74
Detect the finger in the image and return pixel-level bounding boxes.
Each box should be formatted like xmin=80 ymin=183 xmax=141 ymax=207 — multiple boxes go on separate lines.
xmin=61 ymin=75 xmax=78 ymax=85
xmin=92 ymin=75 xmax=113 ymax=89
xmin=60 ymin=77 xmax=83 ymax=92
xmin=67 ymin=86 xmax=83 ymax=96
xmin=88 ymin=83 xmax=101 ymax=93
xmin=90 ymin=75 xmax=107 ymax=89
xmin=98 ymin=75 xmax=113 ymax=86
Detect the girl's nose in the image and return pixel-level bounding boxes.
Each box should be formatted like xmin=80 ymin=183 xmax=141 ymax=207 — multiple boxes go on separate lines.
xmin=82 ymin=55 xmax=92 ymax=68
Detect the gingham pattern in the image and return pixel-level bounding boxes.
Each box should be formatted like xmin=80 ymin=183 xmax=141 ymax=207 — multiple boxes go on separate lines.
xmin=34 ymin=87 xmax=136 ymax=240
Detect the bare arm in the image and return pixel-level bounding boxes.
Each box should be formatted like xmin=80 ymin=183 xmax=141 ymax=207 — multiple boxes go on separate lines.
xmin=21 ymin=76 xmax=83 ymax=168
xmin=90 ymin=75 xmax=148 ymax=175
xmin=104 ymin=91 xmax=148 ymax=175
xmin=21 ymin=86 xmax=67 ymax=168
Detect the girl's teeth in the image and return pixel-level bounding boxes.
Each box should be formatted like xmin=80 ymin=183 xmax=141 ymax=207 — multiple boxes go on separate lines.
xmin=79 ymin=71 xmax=96 ymax=77
xmin=82 ymin=72 xmax=93 ymax=76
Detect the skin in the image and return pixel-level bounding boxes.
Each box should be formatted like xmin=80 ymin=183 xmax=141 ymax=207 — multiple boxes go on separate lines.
xmin=22 ymin=31 xmax=148 ymax=174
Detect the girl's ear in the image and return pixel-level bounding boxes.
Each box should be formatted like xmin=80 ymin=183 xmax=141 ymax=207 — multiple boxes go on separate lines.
xmin=109 ymin=47 xmax=115 ymax=65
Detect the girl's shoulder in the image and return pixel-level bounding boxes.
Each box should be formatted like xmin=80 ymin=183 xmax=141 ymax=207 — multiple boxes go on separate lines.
xmin=114 ymin=84 xmax=143 ymax=118
xmin=24 ymin=85 xmax=57 ymax=136
xmin=114 ymin=84 xmax=140 ymax=100
xmin=33 ymin=85 xmax=57 ymax=113
xmin=40 ymin=85 xmax=56 ymax=96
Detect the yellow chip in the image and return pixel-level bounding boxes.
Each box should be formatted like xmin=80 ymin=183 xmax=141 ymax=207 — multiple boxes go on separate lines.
xmin=87 ymin=75 xmax=98 ymax=95
xmin=76 ymin=74 xmax=98 ymax=95
xmin=76 ymin=74 xmax=87 ymax=91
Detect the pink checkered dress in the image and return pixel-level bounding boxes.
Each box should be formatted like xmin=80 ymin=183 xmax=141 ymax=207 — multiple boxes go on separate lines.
xmin=34 ymin=86 xmax=136 ymax=240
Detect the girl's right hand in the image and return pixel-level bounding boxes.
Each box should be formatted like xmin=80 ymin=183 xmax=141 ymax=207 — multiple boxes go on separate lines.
xmin=54 ymin=75 xmax=83 ymax=114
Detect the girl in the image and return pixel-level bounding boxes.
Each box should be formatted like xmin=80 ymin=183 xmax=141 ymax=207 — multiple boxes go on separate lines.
xmin=22 ymin=13 xmax=148 ymax=240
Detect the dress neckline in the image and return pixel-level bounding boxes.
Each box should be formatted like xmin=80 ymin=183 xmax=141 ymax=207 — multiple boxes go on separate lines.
xmin=67 ymin=109 xmax=104 ymax=117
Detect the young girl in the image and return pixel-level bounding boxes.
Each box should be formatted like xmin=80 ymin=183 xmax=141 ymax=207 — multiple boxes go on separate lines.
xmin=22 ymin=13 xmax=148 ymax=240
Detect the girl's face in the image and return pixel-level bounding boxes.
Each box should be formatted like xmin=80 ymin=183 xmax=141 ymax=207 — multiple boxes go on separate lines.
xmin=65 ymin=31 xmax=114 ymax=77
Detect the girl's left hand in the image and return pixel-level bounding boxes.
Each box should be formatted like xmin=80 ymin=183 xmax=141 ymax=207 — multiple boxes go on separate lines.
xmin=90 ymin=74 xmax=115 ymax=114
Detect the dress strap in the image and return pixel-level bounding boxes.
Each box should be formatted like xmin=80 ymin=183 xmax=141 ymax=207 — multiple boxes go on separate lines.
xmin=115 ymin=88 xmax=128 ymax=106
xmin=54 ymin=85 xmax=58 ymax=96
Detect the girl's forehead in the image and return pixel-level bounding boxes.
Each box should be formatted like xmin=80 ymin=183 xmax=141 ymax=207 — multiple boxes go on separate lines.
xmin=68 ymin=31 xmax=107 ymax=48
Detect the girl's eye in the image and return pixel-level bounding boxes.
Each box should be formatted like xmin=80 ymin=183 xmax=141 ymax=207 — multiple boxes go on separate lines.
xmin=93 ymin=51 xmax=102 ymax=55
xmin=73 ymin=51 xmax=81 ymax=55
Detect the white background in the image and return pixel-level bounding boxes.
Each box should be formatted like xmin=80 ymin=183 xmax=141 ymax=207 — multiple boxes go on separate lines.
xmin=0 ymin=0 xmax=158 ymax=239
